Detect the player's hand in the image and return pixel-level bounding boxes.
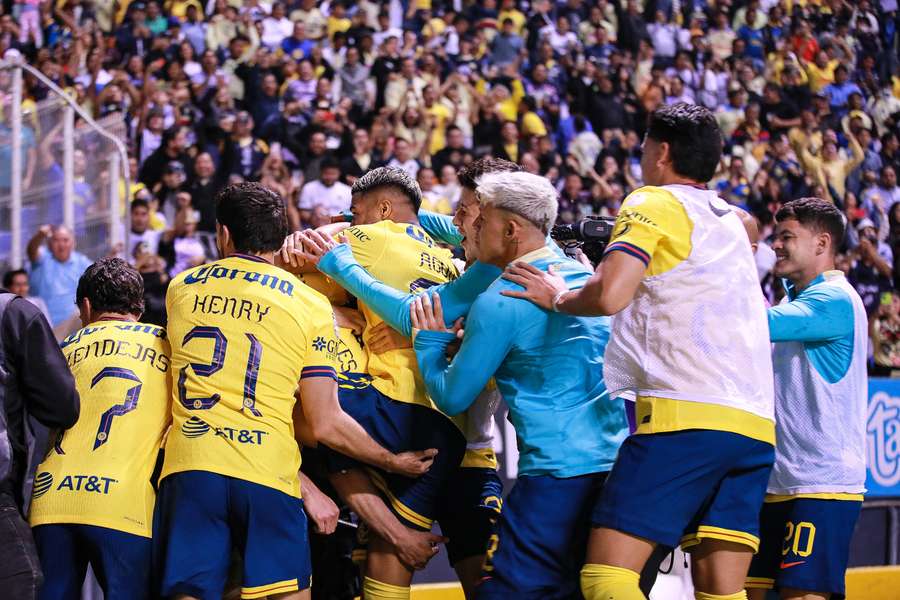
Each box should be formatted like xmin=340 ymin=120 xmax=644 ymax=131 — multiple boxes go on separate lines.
xmin=387 ymin=448 xmax=438 ymax=477
xmin=500 ymin=262 xmax=567 ymax=310
xmin=303 ymin=482 xmax=340 ymax=535
xmin=394 ymin=528 xmax=446 ymax=570
xmin=295 ymin=229 xmax=348 ymax=266
xmin=279 ymin=231 xmax=307 ymax=269
xmin=410 ymin=292 xmax=462 ymax=336
xmin=333 ymin=305 xmax=366 ymax=335
xmin=367 ymin=321 xmax=412 ymax=354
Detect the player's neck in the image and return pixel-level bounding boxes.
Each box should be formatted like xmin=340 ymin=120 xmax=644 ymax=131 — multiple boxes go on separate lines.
xmin=501 ymin=235 xmax=547 ymax=266
xmin=790 ymin=261 xmax=835 ymax=292
xmin=230 ymin=251 xmax=276 ymax=264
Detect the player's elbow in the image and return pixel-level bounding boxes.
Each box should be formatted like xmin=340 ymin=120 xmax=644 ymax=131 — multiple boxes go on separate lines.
xmin=595 ymin=293 xmax=629 ymax=316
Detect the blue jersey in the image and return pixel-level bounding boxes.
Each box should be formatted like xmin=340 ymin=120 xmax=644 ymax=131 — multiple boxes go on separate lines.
xmin=413 ymin=246 xmax=628 ymax=477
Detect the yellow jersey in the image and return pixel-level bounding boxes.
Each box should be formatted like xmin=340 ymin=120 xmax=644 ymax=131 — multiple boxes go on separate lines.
xmin=30 ymin=321 xmax=172 ymax=538
xmin=342 ymin=221 xmax=458 ymax=408
xmin=161 ymin=254 xmax=340 ymax=498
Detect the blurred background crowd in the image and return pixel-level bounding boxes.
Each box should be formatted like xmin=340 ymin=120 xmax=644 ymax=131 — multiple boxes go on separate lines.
xmin=0 ymin=0 xmax=898 ymax=374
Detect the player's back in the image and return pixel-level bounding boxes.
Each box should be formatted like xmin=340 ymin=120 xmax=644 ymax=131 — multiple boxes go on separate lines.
xmin=29 ymin=321 xmax=171 ymax=538
xmin=344 ymin=221 xmax=459 ymax=407
xmin=162 ymin=254 xmax=337 ymax=498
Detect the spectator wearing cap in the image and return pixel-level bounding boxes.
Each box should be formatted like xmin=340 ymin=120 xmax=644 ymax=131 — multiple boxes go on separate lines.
xmin=824 ymin=64 xmax=864 ymax=116
xmin=292 ymin=157 xmax=350 ymax=229
xmin=25 ymin=225 xmax=91 ymax=329
xmin=225 ymin=112 xmax=269 ymax=181
xmin=139 ymin=125 xmax=193 ymax=191
xmin=849 ymin=217 xmax=895 ymax=315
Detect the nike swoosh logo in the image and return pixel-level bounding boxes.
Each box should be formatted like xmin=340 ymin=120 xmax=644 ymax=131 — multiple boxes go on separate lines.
xmin=780 ymin=560 xmax=806 ymax=569
xmin=708 ymin=200 xmax=733 ymax=217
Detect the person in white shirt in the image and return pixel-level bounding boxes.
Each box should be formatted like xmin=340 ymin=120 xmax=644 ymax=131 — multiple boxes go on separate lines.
xmin=294 ymin=157 xmax=352 ymax=227
xmin=260 ymin=2 xmax=293 ymax=48
xmin=385 ymin=137 xmax=421 ymax=179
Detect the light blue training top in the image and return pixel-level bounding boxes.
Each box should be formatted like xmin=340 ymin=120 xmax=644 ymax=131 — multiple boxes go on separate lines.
xmin=768 ymin=271 xmax=857 ymax=384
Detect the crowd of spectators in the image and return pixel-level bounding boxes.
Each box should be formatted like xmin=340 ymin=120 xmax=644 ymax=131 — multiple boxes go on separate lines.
xmin=1 ymin=0 xmax=899 ymax=373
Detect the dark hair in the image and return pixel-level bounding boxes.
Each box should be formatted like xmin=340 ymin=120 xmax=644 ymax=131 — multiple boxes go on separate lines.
xmin=76 ymin=258 xmax=145 ymax=316
xmin=320 ymin=156 xmax=341 ymax=172
xmin=161 ymin=125 xmax=183 ymax=147
xmin=646 ymin=103 xmax=723 ymax=182
xmin=2 ymin=269 xmax=26 ymax=288
xmin=457 ymin=157 xmax=521 ymax=190
xmin=775 ymin=197 xmax=846 ymax=253
xmin=351 ymin=167 xmax=422 ymax=211
xmin=215 ymin=182 xmax=289 ymax=253
xmin=131 ymin=198 xmax=150 ymax=212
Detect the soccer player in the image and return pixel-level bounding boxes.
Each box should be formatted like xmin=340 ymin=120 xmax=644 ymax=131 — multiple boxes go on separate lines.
xmin=505 ymin=104 xmax=775 ymax=600
xmin=287 ymin=158 xmax=521 ymax=598
xmin=29 ymin=257 xmax=170 ymax=600
xmin=746 ymin=198 xmax=867 ymax=600
xmin=410 ymin=171 xmax=629 ymax=598
xmin=154 ymin=182 xmax=434 ymax=600
xmin=281 ymin=167 xmax=467 ymax=600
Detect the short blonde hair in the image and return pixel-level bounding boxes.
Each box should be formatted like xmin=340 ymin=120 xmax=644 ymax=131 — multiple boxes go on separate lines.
xmin=475 ymin=171 xmax=558 ymax=234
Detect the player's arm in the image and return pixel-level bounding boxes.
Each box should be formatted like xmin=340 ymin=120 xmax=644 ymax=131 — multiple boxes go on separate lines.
xmin=330 ymin=470 xmax=445 ymax=569
xmin=768 ymin=286 xmax=854 ymax=343
xmin=418 ymin=210 xmax=464 ymax=246
xmin=412 ymin=292 xmax=513 ymax=416
xmin=296 ymin=377 xmax=437 ymax=477
xmin=301 ymin=231 xmax=500 ymax=337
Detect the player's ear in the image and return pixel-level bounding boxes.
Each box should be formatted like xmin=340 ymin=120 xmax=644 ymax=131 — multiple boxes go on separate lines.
xmin=379 ymin=197 xmax=392 ymax=220
xmin=78 ymin=297 xmax=92 ymax=327
xmin=657 ymin=141 xmax=671 ymax=170
xmin=216 ymin=221 xmax=231 ymax=257
xmin=815 ymin=231 xmax=830 ymax=255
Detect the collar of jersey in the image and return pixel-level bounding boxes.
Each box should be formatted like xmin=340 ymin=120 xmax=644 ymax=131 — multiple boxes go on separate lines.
xmin=229 ymin=253 xmax=268 ymax=264
xmin=785 ymin=269 xmax=845 ymax=300
xmin=513 ymin=245 xmax=558 ymax=265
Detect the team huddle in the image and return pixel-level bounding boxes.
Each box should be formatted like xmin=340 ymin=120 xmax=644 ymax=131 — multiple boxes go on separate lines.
xmin=27 ymin=104 xmax=867 ymax=600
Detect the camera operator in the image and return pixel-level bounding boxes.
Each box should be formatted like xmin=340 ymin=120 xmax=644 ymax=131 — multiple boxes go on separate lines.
xmin=504 ymin=103 xmax=775 ymax=600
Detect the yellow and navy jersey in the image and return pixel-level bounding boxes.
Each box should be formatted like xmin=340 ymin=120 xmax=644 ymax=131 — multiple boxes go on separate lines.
xmin=342 ymin=221 xmax=459 ymax=408
xmin=604 ymin=185 xmax=693 ymax=277
xmin=336 ymin=326 xmax=371 ymax=392
xmin=161 ymin=254 xmax=340 ymax=499
xmin=30 ymin=321 xmax=172 ymax=538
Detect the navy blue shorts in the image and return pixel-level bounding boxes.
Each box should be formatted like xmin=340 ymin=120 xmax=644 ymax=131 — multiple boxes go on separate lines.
xmin=592 ymin=430 xmax=774 ymax=552
xmin=319 ymin=383 xmax=466 ymax=531
xmin=477 ymin=472 xmax=605 ymax=600
xmin=33 ymin=523 xmax=151 ymax=600
xmin=152 ymin=471 xmax=311 ymax=600
xmin=436 ymin=467 xmax=503 ymax=566
xmin=747 ymin=497 xmax=862 ymax=598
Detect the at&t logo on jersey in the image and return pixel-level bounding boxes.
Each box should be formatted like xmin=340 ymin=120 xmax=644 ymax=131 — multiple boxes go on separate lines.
xmin=182 ymin=416 xmax=211 ymax=438
xmin=867 ymin=391 xmax=900 ymax=487
xmin=32 ymin=472 xmax=53 ymax=499
xmin=181 ymin=416 xmax=267 ymax=445
xmin=51 ymin=474 xmax=118 ymax=494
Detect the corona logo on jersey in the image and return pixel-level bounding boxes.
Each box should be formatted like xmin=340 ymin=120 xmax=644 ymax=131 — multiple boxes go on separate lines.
xmin=867 ymin=390 xmax=900 ymax=487
xmin=32 ymin=472 xmax=54 ymax=499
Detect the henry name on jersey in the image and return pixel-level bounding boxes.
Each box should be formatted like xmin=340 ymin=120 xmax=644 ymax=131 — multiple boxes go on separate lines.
xmin=182 ymin=263 xmax=299 ymax=323
xmin=62 ymin=323 xmax=170 ymax=373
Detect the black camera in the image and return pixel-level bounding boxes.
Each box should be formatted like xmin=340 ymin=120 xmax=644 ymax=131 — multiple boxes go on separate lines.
xmin=550 ymin=217 xmax=617 ymax=264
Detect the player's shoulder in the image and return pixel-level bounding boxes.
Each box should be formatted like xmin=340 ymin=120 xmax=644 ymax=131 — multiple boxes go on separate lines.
xmin=622 ymin=185 xmax=681 ymax=210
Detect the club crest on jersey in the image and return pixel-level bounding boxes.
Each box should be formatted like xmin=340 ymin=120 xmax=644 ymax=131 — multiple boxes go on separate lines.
xmin=867 ymin=391 xmax=900 ymax=487
xmin=32 ymin=472 xmax=53 ymax=499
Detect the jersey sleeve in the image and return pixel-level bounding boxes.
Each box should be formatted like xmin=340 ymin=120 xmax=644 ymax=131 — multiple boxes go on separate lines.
xmin=768 ymin=285 xmax=854 ymax=343
xmin=603 ymin=187 xmax=692 ymax=274
xmin=299 ymin=300 xmax=341 ymax=382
